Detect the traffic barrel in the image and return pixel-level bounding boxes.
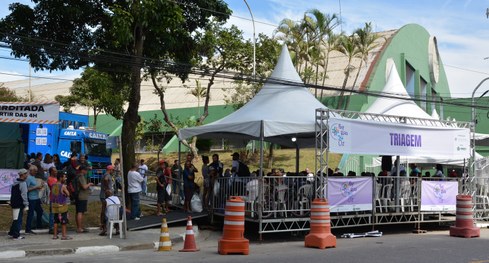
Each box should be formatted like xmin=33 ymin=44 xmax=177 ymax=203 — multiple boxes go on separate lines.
xmin=157 ymin=216 xmax=172 ymax=251
xmin=218 ymin=196 xmax=249 ymax=255
xmin=450 ymin=195 xmax=480 ymax=238
xmin=305 ymin=198 xmax=336 ymax=249
xmin=179 ymin=216 xmax=199 ymax=252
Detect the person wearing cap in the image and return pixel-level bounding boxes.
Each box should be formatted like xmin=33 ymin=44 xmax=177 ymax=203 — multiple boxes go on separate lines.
xmin=99 ymin=165 xmax=114 ymax=236
xmin=8 ymin=169 xmax=29 ymax=240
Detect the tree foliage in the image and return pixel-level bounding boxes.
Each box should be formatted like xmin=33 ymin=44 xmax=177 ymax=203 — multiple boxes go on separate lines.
xmin=0 ymin=84 xmax=23 ymax=102
xmin=0 ymin=0 xmax=231 ymax=189
xmin=224 ymin=33 xmax=281 ymax=110
xmin=55 ymin=67 xmax=126 ymax=128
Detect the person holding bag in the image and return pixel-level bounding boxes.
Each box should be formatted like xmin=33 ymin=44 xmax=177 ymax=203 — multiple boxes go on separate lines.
xmin=8 ymin=169 xmax=29 ymax=240
xmin=156 ymin=160 xmax=172 ymax=215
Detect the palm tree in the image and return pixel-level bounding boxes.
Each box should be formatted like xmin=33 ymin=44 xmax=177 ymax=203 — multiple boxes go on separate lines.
xmin=304 ymin=10 xmax=339 ymax=87
xmin=335 ymin=34 xmax=361 ymax=109
xmin=345 ymin=22 xmax=380 ymax=108
xmin=274 ymin=18 xmax=303 ymax=70
xmin=320 ymin=31 xmax=341 ymax=99
xmin=187 ymin=79 xmax=208 ymax=116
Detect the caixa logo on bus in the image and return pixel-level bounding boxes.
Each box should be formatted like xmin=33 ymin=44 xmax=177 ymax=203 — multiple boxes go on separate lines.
xmin=86 ymin=132 xmax=107 ymax=140
xmin=63 ymin=131 xmax=77 ymax=136
xmin=60 ymin=151 xmax=72 ymax=159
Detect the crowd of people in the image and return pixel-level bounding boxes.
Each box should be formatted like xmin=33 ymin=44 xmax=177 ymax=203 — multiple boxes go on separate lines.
xmin=9 ymin=152 xmax=121 ymax=240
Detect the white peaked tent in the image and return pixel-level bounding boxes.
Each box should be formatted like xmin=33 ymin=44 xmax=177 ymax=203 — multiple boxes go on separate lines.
xmin=431 ymin=109 xmax=440 ymax=120
xmin=364 ymin=59 xmax=434 ymax=120
xmin=179 ymin=45 xmax=328 ymax=148
xmin=357 ymin=59 xmax=477 ymax=166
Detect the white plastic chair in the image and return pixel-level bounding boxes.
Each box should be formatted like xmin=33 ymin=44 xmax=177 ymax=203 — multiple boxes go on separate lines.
xmin=399 ymin=180 xmax=412 ymax=212
xmin=381 ymin=184 xmax=393 ymax=212
xmin=294 ymin=184 xmax=312 ymax=216
xmin=245 ymin=180 xmax=259 ymax=218
xmin=106 ymin=203 xmax=123 ymax=239
xmin=476 ymin=184 xmax=489 ymax=211
xmin=274 ymin=184 xmax=288 ymax=218
xmin=375 ymin=183 xmax=383 ymax=212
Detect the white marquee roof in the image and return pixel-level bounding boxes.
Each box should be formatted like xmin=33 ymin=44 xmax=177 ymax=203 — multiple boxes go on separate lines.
xmin=178 ymin=45 xmax=327 ymax=147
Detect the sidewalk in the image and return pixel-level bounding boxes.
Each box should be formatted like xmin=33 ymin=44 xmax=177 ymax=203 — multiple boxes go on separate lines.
xmin=0 ymin=225 xmax=202 ymax=259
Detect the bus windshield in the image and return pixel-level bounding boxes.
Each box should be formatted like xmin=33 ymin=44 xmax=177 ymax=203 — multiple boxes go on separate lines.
xmin=84 ymin=139 xmax=111 ymax=157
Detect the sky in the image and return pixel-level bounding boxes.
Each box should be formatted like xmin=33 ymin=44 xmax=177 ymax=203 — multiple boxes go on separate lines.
xmin=1 ymin=0 xmax=489 ymax=98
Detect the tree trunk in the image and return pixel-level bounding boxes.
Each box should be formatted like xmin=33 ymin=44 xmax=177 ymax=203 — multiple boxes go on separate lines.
xmin=92 ymin=107 xmax=97 ymax=130
xmin=320 ymin=52 xmax=330 ymax=99
xmin=121 ymin=25 xmax=144 ymax=207
xmin=345 ymin=60 xmax=364 ymax=110
xmin=151 ymin=74 xmax=196 ymax=159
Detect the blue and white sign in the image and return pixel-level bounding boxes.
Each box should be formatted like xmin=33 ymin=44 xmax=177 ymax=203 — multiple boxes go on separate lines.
xmin=328 ymin=117 xmax=470 ymax=159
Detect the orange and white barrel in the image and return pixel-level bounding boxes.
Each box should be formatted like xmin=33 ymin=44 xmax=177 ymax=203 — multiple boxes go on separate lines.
xmin=218 ymin=196 xmax=249 ymax=255
xmin=450 ymin=195 xmax=480 ymax=238
xmin=305 ymin=198 xmax=336 ymax=249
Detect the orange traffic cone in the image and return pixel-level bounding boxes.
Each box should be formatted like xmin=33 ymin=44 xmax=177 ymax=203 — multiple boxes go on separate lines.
xmin=157 ymin=216 xmax=172 ymax=251
xmin=179 ymin=216 xmax=199 ymax=252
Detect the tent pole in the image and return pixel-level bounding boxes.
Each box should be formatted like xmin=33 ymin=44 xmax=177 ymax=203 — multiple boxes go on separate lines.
xmin=295 ymin=143 xmax=299 ymax=175
xmin=258 ymin=120 xmax=264 ymax=241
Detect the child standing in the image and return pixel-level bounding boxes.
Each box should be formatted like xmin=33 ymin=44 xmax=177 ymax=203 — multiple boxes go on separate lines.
xmin=50 ymin=172 xmax=72 ymax=240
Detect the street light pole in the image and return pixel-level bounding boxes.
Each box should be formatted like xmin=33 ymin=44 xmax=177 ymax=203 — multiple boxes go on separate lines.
xmin=471 ymin=77 xmax=489 ymax=177
xmin=243 ymin=0 xmax=256 ymax=80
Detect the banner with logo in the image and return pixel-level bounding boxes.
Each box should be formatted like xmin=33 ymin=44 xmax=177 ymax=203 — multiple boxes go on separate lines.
xmin=328 ymin=117 xmax=470 ymax=159
xmin=420 ymin=180 xmax=458 ymax=211
xmin=326 ymin=177 xmax=373 ymax=212
xmin=0 ymin=101 xmax=59 ymax=124
xmin=0 ymin=169 xmax=18 ymax=200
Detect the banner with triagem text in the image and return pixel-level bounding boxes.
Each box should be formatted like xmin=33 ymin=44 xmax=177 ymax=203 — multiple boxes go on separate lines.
xmin=421 ymin=180 xmax=458 ymax=211
xmin=0 ymin=101 xmax=59 ymax=124
xmin=328 ymin=116 xmax=470 ymax=159
xmin=326 ymin=177 xmax=373 ymax=212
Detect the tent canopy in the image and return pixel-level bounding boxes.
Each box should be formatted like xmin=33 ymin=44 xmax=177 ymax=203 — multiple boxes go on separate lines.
xmin=179 ymin=45 xmax=328 ymax=147
xmin=364 ymin=59 xmax=434 ymax=119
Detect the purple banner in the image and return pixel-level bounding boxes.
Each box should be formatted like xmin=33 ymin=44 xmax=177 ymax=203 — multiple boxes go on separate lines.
xmin=421 ymin=180 xmax=458 ymax=211
xmin=326 ymin=177 xmax=373 ymax=212
xmin=0 ymin=169 xmax=18 ymax=200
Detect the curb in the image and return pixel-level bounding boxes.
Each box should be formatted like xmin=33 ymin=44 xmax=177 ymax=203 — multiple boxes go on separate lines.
xmin=0 ymin=236 xmax=184 ymax=259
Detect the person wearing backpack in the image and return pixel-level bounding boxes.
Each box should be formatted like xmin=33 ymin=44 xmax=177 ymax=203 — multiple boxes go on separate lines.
xmin=8 ymin=169 xmax=29 ymax=240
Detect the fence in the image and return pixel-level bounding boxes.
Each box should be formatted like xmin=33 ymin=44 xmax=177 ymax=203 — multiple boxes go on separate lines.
xmin=210 ymin=174 xmax=489 ymax=234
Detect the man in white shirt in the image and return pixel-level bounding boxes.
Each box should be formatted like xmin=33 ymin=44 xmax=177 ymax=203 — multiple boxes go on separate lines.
xmin=104 ymin=190 xmax=121 ymax=236
xmin=128 ymin=164 xmax=144 ymax=220
xmin=138 ymin=159 xmax=148 ymax=196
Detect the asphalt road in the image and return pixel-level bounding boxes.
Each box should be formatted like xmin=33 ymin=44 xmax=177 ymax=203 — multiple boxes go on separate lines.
xmin=7 ymin=228 xmax=489 ymax=263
